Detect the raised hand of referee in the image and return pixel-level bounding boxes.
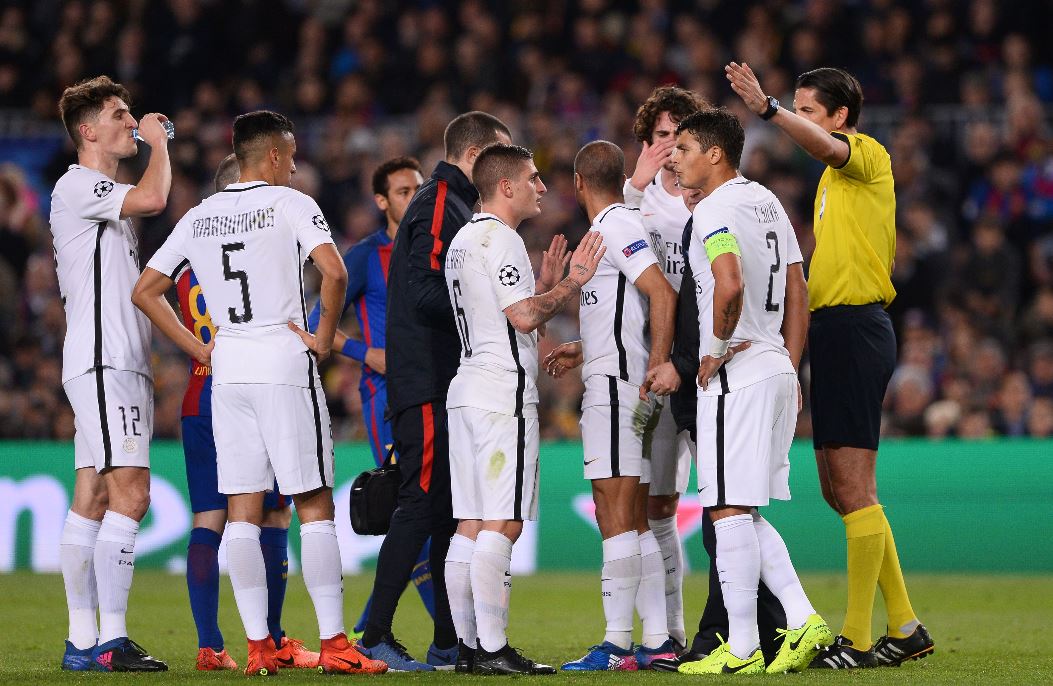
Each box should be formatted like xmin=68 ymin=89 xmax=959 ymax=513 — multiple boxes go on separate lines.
xmin=724 ymin=62 xmax=769 ymax=116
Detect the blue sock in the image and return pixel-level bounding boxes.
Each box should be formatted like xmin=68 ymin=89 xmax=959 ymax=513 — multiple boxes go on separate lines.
xmin=260 ymin=527 xmax=289 ymax=648
xmin=187 ymin=527 xmax=224 ymax=650
xmin=413 ymin=537 xmax=436 ymax=620
xmin=353 ymin=594 xmax=374 ymax=634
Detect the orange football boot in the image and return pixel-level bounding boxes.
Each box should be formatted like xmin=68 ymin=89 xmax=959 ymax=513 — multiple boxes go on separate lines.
xmin=275 ymin=636 xmax=320 ymax=669
xmin=196 ymin=646 xmax=238 ymax=671
xmin=244 ymin=637 xmax=278 ymax=676
xmin=317 ymin=633 xmax=388 ymax=674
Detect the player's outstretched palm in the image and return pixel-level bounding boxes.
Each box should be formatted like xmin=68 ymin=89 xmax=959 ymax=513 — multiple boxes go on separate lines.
xmin=538 ymin=233 xmax=571 ymax=293
xmin=544 ymin=340 xmax=583 ymax=378
xmin=568 ymin=231 xmax=605 ymax=287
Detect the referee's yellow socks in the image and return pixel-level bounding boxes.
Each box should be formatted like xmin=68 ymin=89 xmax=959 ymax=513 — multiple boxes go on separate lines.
xmin=841 ymin=504 xmax=885 ymax=650
xmin=878 ymin=510 xmax=920 ymax=639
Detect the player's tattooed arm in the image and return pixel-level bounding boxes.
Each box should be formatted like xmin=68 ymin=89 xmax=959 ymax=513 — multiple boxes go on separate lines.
xmin=504 ymin=231 xmax=606 ymax=334
xmin=696 ymin=251 xmax=746 ymax=390
xmin=710 ymin=251 xmax=744 ymax=340
xmin=715 ymin=294 xmax=743 ymax=339
xmin=504 ymin=277 xmax=581 ymax=334
xmin=290 ymin=243 xmax=347 ymax=361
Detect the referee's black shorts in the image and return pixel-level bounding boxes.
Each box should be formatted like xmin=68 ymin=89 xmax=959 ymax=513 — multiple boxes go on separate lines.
xmin=809 ymin=303 xmax=896 ymax=451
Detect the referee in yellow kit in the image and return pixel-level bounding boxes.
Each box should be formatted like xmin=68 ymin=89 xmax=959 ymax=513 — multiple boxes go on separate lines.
xmin=724 ymin=63 xmax=934 ymax=669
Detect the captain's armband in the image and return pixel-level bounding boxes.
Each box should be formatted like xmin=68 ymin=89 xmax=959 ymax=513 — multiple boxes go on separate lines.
xmin=703 ymin=227 xmax=741 ymax=262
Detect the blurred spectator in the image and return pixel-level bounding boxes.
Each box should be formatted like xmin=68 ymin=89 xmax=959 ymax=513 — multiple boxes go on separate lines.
xmin=1027 ymin=398 xmax=1053 ymax=437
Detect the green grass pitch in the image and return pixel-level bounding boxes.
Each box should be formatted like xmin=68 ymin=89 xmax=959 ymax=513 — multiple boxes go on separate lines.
xmin=3 ymin=571 xmax=1051 ymax=684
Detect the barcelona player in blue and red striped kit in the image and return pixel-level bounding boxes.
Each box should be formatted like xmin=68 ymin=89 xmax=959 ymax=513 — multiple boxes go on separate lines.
xmin=177 ymin=155 xmax=318 ymax=671
xmin=308 ymin=157 xmax=437 ymax=639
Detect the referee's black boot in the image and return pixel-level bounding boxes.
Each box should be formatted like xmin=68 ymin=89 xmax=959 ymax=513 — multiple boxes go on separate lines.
xmin=809 ymin=635 xmax=879 ymax=669
xmin=454 ymin=640 xmax=476 ymax=673
xmin=474 ymin=643 xmax=556 ymax=675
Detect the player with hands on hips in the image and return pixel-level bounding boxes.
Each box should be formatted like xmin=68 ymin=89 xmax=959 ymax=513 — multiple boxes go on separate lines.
xmin=670 ymin=107 xmax=827 ymax=676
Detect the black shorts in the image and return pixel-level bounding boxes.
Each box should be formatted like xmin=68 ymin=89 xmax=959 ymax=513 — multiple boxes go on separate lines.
xmin=809 ymin=303 xmax=896 ymax=451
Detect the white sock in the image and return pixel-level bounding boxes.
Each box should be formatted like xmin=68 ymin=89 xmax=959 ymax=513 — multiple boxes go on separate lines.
xmin=62 ymin=511 xmax=101 ymax=649
xmin=94 ymin=510 xmax=139 ymax=644
xmin=635 ymin=530 xmax=668 ymax=648
xmin=225 ymin=521 xmax=269 ymax=641
xmin=300 ymin=520 xmax=345 ymax=639
xmin=445 ymin=533 xmax=477 ymax=647
xmin=601 ymin=531 xmax=641 ymax=650
xmin=714 ymin=514 xmax=760 ymax=659
xmin=649 ymin=515 xmax=686 ymax=645
xmin=471 ymin=530 xmax=513 ymax=653
xmin=753 ymin=512 xmax=815 ymax=628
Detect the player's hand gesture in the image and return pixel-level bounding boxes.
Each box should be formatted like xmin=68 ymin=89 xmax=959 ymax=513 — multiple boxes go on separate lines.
xmin=725 ymin=62 xmax=768 ymax=117
xmin=288 ymin=321 xmax=331 ymax=362
xmin=629 ymin=138 xmax=676 ymax=192
xmin=567 ymin=231 xmax=605 ymax=288
xmin=193 ymin=338 xmax=215 ymax=367
xmin=538 ymin=233 xmax=570 ymax=293
xmin=544 ymin=340 xmax=583 ymax=378
xmin=641 ymin=361 xmax=681 ymax=399
xmin=136 ymin=113 xmax=171 ymax=147
xmin=697 ymin=341 xmax=751 ymax=390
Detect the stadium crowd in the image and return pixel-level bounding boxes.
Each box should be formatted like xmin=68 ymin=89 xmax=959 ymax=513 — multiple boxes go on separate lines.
xmin=1 ymin=0 xmax=1053 ymax=441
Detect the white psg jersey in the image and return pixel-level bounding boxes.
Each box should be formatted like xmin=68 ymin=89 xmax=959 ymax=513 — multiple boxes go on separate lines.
xmin=146 ymin=182 xmax=335 ymax=387
xmin=689 ymin=177 xmax=803 ymax=396
xmin=579 ymin=204 xmax=660 ymax=388
xmin=51 ymin=165 xmax=152 ymax=383
xmin=445 ymin=213 xmax=539 ymax=417
xmin=624 ymin=177 xmax=690 ymax=291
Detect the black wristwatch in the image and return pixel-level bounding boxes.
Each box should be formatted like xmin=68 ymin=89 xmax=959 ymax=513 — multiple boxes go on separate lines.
xmin=760 ymin=95 xmax=780 ymax=120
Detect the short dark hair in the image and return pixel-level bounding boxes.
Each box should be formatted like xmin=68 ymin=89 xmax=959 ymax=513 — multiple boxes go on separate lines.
xmin=232 ymin=110 xmax=295 ymax=163
xmin=371 ymin=156 xmax=422 ymax=196
xmin=795 ymin=67 xmax=864 ymax=128
xmin=574 ymin=140 xmax=625 ymax=196
xmin=472 ymin=143 xmax=534 ymax=201
xmin=214 ymin=153 xmax=240 ymax=192
xmin=632 ymin=85 xmax=709 ymax=143
xmin=444 ymin=111 xmax=510 ymax=161
xmin=58 ymin=75 xmax=131 ymax=149
xmin=675 ymin=107 xmax=745 ymax=169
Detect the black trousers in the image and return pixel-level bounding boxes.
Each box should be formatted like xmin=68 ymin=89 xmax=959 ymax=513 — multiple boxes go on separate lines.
xmin=364 ymin=400 xmax=458 ymax=647
xmin=693 ymin=513 xmax=788 ymax=662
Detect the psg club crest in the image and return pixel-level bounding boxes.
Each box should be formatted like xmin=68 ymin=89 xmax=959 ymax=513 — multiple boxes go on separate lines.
xmin=312 ymin=214 xmax=330 ymax=232
xmin=498 ymin=265 xmax=520 ymax=286
xmin=93 ymin=180 xmax=114 ymax=198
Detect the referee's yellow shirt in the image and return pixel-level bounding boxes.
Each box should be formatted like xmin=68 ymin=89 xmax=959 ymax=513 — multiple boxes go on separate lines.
xmin=808 ymin=131 xmax=896 ymax=311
